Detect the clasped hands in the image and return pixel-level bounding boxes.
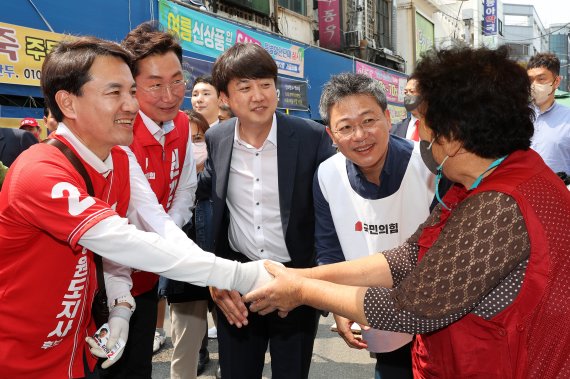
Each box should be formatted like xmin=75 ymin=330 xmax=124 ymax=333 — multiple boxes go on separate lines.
xmin=211 ymin=261 xmax=305 ymax=326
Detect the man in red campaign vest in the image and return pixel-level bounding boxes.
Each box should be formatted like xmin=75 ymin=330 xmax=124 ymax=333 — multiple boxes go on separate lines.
xmin=0 ymin=36 xmax=274 ymax=379
xmin=106 ymin=22 xmax=195 ymax=378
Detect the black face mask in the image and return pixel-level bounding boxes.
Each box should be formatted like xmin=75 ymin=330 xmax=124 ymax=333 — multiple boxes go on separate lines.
xmin=404 ymin=94 xmax=422 ymax=112
xmin=419 ymin=139 xmax=439 ymax=175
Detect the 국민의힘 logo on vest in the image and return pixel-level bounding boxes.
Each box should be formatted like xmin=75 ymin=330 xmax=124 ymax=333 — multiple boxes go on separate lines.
xmin=355 ymin=221 xmax=399 ymax=235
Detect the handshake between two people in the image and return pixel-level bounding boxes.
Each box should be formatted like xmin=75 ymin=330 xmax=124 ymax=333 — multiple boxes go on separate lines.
xmin=211 ymin=260 xmax=309 ymax=328
xmin=84 ymin=260 xmax=304 ymax=368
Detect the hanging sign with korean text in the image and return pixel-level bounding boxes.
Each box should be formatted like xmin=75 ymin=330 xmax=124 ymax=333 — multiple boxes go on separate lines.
xmin=318 ymin=0 xmax=341 ymax=50
xmin=483 ymin=0 xmax=498 ymax=36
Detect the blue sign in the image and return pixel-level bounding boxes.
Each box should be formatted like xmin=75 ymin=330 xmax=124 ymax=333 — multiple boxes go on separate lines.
xmin=483 ymin=0 xmax=497 ymax=36
xmin=182 ymin=56 xmax=308 ymax=110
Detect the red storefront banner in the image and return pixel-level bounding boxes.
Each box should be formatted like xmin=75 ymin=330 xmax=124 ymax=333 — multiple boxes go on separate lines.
xmin=318 ymin=0 xmax=341 ymax=50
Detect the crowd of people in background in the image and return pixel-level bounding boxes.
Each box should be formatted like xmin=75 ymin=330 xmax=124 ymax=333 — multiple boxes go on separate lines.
xmin=0 ymin=20 xmax=569 ymax=379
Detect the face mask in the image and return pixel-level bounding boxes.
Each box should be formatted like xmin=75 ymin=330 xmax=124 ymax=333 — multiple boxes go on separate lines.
xmin=419 ymin=139 xmax=439 ymax=174
xmin=192 ymin=142 xmax=207 ymax=165
xmin=531 ymin=82 xmax=554 ymax=105
xmin=404 ymin=94 xmax=422 ymax=112
xmin=420 ymin=138 xmax=450 ymax=209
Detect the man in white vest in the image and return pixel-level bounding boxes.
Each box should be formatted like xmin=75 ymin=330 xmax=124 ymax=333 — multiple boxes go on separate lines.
xmin=314 ymin=73 xmax=435 ymax=379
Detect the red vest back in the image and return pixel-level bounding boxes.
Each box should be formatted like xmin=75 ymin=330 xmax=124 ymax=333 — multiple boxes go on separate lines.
xmin=128 ymin=111 xmax=190 ymax=296
xmin=413 ymin=149 xmax=570 ymax=379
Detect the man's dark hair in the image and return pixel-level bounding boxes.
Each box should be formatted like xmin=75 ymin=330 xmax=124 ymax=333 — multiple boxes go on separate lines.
xmin=528 ymin=52 xmax=560 ymax=76
xmin=319 ymin=73 xmax=388 ymax=126
xmin=192 ymin=75 xmax=218 ymax=95
xmin=41 ymin=36 xmax=133 ymax=123
xmin=407 ymin=73 xmax=418 ymax=82
xmin=413 ymin=45 xmax=534 ymax=158
xmin=211 ymin=43 xmax=277 ymax=95
xmin=43 ymin=107 xmax=50 ymax=118
xmin=121 ymin=21 xmax=183 ymax=78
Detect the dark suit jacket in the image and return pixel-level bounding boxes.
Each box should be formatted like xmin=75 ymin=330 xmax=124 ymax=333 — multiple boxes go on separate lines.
xmin=198 ymin=112 xmax=336 ymax=268
xmin=0 ymin=128 xmax=38 ymax=167
xmin=391 ymin=115 xmax=412 ymax=139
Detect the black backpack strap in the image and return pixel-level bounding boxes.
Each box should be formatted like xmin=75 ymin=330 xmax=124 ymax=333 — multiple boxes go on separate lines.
xmin=44 ymin=139 xmax=94 ymax=196
xmin=43 ymin=138 xmax=105 ymax=294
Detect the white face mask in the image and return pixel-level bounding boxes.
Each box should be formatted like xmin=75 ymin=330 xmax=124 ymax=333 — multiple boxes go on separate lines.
xmin=531 ymin=81 xmax=554 ymax=106
xmin=192 ymin=142 xmax=207 ymax=165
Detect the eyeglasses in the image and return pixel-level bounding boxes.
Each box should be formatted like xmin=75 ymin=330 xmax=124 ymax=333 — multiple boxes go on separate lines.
xmin=139 ymin=79 xmax=188 ymax=98
xmin=332 ymin=117 xmax=381 ymax=138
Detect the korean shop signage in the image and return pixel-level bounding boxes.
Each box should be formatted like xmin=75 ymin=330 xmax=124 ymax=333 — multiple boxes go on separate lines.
xmin=0 ymin=22 xmax=69 ymax=86
xmin=160 ymin=0 xmax=305 ymax=78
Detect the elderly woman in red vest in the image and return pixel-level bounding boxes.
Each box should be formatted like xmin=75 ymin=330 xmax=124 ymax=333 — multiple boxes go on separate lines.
xmin=244 ymin=46 xmax=570 ymax=378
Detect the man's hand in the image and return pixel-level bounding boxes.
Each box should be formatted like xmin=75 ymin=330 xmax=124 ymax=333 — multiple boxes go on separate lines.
xmin=333 ymin=314 xmax=368 ymax=350
xmin=85 ymin=305 xmax=131 ymax=368
xmin=210 ymin=287 xmax=249 ymax=328
xmin=243 ymin=261 xmax=302 ymax=316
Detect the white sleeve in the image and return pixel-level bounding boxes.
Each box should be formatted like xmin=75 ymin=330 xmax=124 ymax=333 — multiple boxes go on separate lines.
xmin=83 ymin=215 xmax=234 ymax=289
xmin=100 ymin=148 xmax=272 ymax=297
xmin=103 ymin=146 xmax=193 ymax=301
xmin=167 ymin=138 xmax=196 ymax=228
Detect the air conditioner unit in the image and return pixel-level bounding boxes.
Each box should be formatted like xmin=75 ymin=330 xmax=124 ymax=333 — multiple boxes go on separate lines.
xmin=344 ymin=30 xmax=361 ymax=48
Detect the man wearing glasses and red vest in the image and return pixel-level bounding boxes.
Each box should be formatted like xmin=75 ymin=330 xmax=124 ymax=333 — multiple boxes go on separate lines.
xmin=99 ymin=22 xmax=196 ymax=378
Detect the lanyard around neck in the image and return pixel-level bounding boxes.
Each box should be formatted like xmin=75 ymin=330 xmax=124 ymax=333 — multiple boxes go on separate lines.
xmin=468 ymin=155 xmax=508 ymax=190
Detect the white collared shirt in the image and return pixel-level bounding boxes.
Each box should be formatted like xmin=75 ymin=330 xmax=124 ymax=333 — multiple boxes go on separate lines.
xmin=226 ymin=114 xmax=290 ymax=262
xmin=55 ymin=123 xmax=114 ymax=178
xmin=136 ymin=110 xmax=196 ymax=228
xmin=139 ymin=111 xmax=175 ymax=146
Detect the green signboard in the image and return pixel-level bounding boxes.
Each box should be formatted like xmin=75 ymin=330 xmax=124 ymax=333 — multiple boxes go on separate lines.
xmin=415 ymin=12 xmax=434 ymax=63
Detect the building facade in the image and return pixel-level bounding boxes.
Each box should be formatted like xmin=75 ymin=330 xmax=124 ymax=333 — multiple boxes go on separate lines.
xmin=503 ymin=3 xmax=547 ymax=63
xmin=549 ymin=23 xmax=570 ymax=91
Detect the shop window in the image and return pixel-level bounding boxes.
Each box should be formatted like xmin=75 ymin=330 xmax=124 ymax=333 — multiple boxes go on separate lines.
xmin=375 ymin=0 xmax=391 ymax=48
xmin=279 ymin=0 xmax=306 ymax=16
xmin=224 ymin=0 xmax=271 ymax=15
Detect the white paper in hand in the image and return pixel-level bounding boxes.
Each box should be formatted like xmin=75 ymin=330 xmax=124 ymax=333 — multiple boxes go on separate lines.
xmin=93 ymin=323 xmax=126 ymax=360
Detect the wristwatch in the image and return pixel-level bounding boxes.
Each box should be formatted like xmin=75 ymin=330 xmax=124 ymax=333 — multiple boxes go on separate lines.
xmin=110 ymin=294 xmax=136 ymax=313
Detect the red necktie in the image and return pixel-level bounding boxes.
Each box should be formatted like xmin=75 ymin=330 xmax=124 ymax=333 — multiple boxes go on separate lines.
xmin=410 ymin=120 xmax=420 ymax=142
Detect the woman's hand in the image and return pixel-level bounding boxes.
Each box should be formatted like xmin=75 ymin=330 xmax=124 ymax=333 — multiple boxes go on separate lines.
xmin=333 ymin=314 xmax=369 ymax=349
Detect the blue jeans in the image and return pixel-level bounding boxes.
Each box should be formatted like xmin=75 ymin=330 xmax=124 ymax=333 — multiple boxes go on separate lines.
xmin=194 ymin=199 xmax=214 ymax=252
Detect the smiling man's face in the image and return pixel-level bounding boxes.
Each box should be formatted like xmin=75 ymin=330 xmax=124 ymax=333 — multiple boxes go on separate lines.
xmin=135 ymin=51 xmax=185 ymax=124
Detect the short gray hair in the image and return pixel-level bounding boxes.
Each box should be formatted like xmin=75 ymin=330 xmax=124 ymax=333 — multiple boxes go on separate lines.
xmin=319 ymin=73 xmax=388 ymax=126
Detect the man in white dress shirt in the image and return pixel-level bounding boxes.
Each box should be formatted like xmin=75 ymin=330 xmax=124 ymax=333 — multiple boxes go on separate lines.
xmin=198 ymin=43 xmax=336 ymax=378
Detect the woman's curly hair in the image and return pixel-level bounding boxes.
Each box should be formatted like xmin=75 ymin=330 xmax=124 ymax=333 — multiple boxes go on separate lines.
xmin=414 ymin=45 xmax=534 ymax=158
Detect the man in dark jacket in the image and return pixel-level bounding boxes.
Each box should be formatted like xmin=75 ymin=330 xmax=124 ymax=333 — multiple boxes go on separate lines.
xmin=0 ymin=127 xmax=37 ymax=167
